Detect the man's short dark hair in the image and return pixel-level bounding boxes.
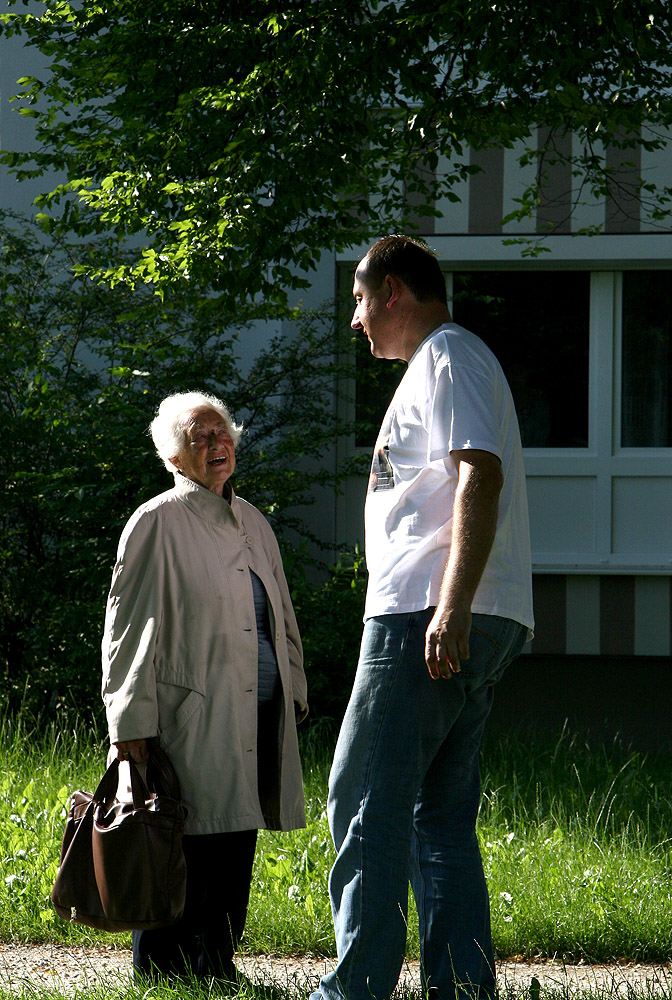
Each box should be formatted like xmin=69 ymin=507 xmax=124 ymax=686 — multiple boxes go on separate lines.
xmin=358 ymin=235 xmax=447 ymax=306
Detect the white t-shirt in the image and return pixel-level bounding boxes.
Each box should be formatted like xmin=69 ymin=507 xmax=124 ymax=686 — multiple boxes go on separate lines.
xmin=364 ymin=323 xmax=534 ymax=631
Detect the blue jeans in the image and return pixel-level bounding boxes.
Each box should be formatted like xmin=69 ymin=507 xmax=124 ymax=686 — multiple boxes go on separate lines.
xmin=312 ymin=610 xmax=527 ymax=1000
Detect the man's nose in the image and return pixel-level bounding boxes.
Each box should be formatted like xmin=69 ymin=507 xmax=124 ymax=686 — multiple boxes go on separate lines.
xmin=351 ymin=308 xmax=362 ymax=330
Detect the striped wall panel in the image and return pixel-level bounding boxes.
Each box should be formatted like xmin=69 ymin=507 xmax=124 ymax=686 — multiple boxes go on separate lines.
xmin=431 ymin=127 xmax=650 ymax=236
xmin=469 ymin=148 xmax=505 ymax=234
xmin=536 ymin=126 xmax=572 ymax=234
xmin=605 ymin=134 xmax=642 ymax=234
xmin=526 ymin=574 xmax=672 ymax=656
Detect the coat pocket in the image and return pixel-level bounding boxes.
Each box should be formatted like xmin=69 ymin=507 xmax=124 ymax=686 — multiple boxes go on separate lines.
xmin=154 ymin=661 xmax=207 ymax=695
xmin=157 ymin=685 xmax=204 ymax=746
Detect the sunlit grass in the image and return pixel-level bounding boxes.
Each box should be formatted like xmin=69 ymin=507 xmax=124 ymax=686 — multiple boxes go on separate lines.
xmin=1 ymin=710 xmax=671 ymax=965
xmin=244 ymin=724 xmax=672 ymax=963
xmin=0 ymin=712 xmax=107 ymax=946
xmin=481 ymin=727 xmax=672 ymax=961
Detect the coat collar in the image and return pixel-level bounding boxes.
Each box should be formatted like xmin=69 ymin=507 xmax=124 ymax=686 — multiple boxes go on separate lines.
xmin=172 ymin=472 xmax=243 ymax=528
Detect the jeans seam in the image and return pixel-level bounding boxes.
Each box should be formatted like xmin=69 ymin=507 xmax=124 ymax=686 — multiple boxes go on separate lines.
xmin=359 ymin=613 xmax=416 ymax=797
xmin=345 ymin=613 xmax=415 ymax=999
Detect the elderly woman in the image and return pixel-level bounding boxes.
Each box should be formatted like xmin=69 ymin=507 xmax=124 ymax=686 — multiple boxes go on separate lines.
xmin=101 ymin=390 xmax=308 ymax=983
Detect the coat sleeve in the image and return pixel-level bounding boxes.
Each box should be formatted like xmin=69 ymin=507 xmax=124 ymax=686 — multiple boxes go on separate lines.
xmin=101 ymin=508 xmax=163 ymax=743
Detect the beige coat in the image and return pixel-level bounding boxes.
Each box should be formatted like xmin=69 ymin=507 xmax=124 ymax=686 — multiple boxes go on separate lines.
xmin=102 ymin=474 xmax=308 ymax=835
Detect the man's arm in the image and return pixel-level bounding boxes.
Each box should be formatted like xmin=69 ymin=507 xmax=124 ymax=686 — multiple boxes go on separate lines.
xmin=425 ymin=449 xmax=503 ymax=679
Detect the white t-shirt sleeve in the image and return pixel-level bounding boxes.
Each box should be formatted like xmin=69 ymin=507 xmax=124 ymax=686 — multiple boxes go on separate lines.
xmin=429 ymin=362 xmax=503 ymax=463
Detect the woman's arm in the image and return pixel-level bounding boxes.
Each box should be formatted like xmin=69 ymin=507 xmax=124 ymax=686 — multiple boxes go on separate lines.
xmin=102 ymin=508 xmax=163 ymax=744
xmin=113 ymin=737 xmax=150 ymax=763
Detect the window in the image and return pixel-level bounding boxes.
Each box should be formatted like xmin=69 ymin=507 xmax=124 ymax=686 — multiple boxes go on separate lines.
xmin=348 ymin=265 xmax=672 ymax=453
xmin=349 ymin=268 xmax=591 ymax=450
xmin=452 ymin=271 xmax=590 ymax=448
xmin=621 ymin=271 xmax=672 ymax=448
xmin=340 ymin=257 xmax=672 ymax=570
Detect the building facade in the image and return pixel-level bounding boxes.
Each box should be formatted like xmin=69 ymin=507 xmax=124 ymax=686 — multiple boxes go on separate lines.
xmin=3 ymin=32 xmax=672 ymax=719
xmin=333 ymin=132 xmax=672 ymax=667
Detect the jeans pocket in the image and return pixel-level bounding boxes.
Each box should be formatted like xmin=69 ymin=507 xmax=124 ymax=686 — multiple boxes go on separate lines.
xmin=467 ymin=625 xmax=502 ymax=674
xmin=465 ymin=616 xmax=526 ymax=687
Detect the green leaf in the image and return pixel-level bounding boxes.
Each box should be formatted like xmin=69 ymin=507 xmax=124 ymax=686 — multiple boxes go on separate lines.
xmin=4 ymin=0 xmax=670 ymax=297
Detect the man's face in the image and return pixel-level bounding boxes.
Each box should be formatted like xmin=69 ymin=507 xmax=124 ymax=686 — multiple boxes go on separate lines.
xmin=351 ymin=261 xmax=392 ymax=359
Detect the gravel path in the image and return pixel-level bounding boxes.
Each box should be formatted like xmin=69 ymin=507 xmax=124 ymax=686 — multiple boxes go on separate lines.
xmin=0 ymin=944 xmax=670 ymax=996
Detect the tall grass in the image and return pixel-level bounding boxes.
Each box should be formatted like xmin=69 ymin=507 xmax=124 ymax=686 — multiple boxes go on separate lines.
xmin=244 ymin=723 xmax=672 ymax=963
xmin=1 ymin=711 xmax=671 ymax=963
xmin=0 ymin=712 xmax=106 ymax=946
xmin=480 ymin=725 xmax=672 ymax=961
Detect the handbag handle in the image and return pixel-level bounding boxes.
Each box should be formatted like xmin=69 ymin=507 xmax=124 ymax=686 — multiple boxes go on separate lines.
xmin=91 ymin=759 xmax=122 ymax=803
xmin=92 ymin=759 xmax=149 ymax=809
xmin=145 ymin=741 xmax=182 ymax=801
xmin=92 ymin=742 xmax=182 ymax=808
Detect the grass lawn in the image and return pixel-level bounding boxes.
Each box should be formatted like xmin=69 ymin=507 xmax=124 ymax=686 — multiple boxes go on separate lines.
xmin=0 ymin=709 xmax=671 ymax=996
xmin=244 ymin=723 xmax=672 ymax=964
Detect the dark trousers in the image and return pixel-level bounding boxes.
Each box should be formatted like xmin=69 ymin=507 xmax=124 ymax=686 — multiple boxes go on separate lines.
xmin=132 ymin=828 xmax=258 ymax=981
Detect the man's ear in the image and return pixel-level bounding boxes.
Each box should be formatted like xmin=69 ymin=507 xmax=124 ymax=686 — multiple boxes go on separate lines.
xmin=384 ymin=274 xmax=402 ymax=309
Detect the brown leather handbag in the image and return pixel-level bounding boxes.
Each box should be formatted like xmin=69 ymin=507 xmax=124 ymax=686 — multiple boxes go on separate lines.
xmin=51 ymin=742 xmax=187 ymax=931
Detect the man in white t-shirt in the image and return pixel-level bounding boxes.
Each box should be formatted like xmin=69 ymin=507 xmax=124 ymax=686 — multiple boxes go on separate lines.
xmin=311 ymin=236 xmax=534 ymax=1000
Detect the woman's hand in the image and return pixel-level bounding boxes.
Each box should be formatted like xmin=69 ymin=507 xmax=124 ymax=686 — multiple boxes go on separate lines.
xmin=113 ymin=738 xmax=150 ymax=763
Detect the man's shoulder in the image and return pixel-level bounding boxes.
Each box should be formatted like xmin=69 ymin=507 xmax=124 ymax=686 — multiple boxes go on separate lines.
xmin=427 ymin=321 xmax=490 ymax=351
xmin=422 ymin=323 xmax=501 ymax=374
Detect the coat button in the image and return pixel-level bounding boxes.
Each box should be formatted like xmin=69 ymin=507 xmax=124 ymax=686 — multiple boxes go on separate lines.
xmin=245 ymin=535 xmax=254 ymax=546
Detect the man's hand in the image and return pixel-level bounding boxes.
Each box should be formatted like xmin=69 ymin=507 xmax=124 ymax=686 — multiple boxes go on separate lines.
xmin=113 ymin=738 xmax=149 ymax=763
xmin=425 ymin=604 xmax=471 ymax=679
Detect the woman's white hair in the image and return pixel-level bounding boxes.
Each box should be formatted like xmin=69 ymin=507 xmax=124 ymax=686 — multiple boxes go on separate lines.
xmin=150 ymin=391 xmax=244 ymax=471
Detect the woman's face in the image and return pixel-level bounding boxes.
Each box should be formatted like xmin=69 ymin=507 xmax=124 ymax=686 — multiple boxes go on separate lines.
xmin=171 ymin=407 xmax=236 ymax=494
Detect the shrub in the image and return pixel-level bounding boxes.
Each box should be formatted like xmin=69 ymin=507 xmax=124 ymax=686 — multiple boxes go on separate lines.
xmin=0 ymin=212 xmax=357 ymax=723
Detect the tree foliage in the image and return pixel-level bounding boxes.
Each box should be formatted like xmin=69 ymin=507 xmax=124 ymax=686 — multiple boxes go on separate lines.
xmin=2 ymin=1 xmax=672 ymax=723
xmin=0 ymin=211 xmax=359 ymax=719
xmin=2 ymin=0 xmax=672 ymax=311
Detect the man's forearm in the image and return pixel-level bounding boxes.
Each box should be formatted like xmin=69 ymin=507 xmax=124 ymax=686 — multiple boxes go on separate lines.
xmin=425 ymin=450 xmax=503 ymax=679
xmin=438 ymin=458 xmax=501 ymax=613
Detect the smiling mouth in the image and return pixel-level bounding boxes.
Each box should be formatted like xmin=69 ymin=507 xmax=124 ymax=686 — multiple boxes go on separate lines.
xmin=207 ymin=456 xmax=228 ymax=466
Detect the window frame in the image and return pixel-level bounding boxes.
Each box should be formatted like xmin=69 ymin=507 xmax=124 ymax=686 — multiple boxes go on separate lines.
xmin=338 ymin=262 xmax=672 ymax=574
